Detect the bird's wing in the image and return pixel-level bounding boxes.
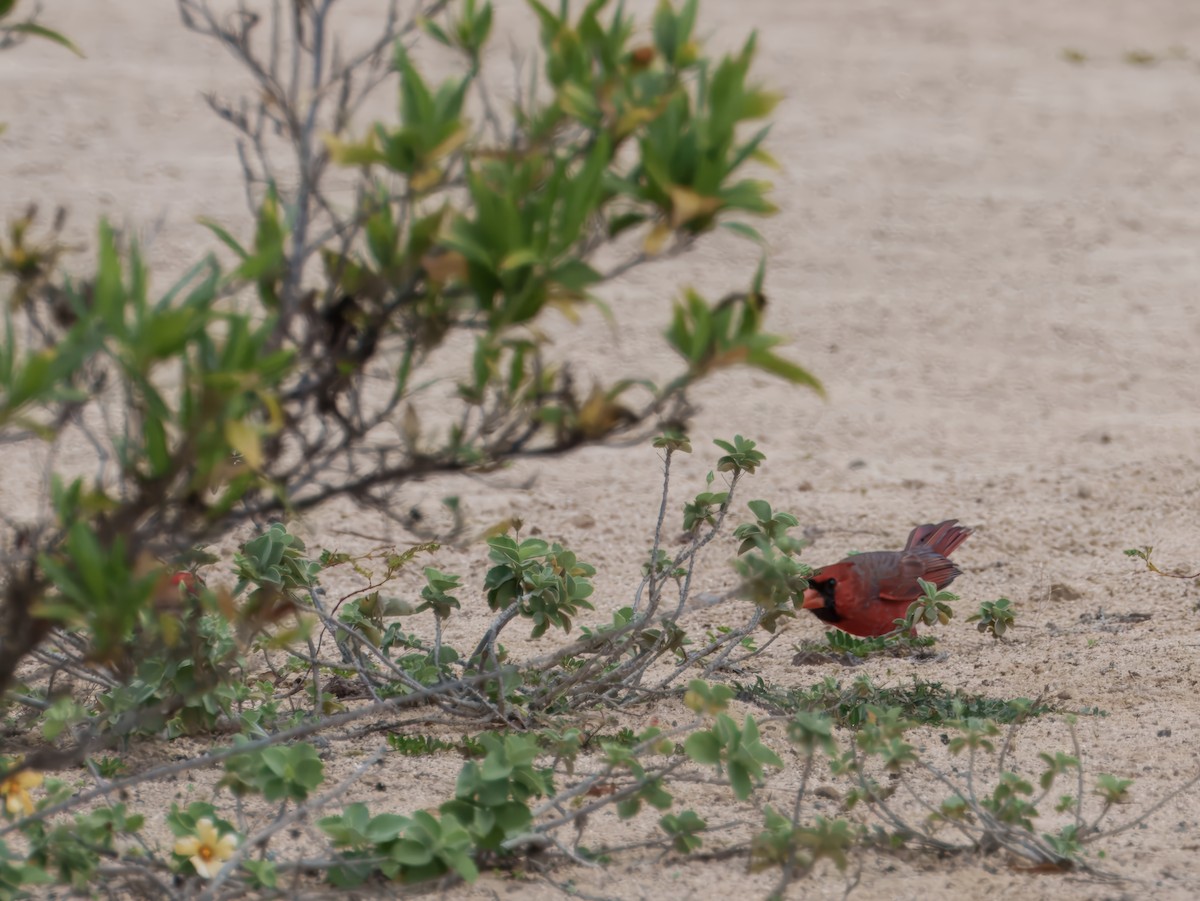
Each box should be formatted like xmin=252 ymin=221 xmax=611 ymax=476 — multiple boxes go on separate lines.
xmin=874 ymin=548 xmax=960 ymax=602
xmin=845 ymin=551 xmax=918 ymax=604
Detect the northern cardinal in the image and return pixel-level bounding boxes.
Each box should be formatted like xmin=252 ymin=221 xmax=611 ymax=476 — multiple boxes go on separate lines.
xmin=801 ymin=520 xmax=972 ymax=637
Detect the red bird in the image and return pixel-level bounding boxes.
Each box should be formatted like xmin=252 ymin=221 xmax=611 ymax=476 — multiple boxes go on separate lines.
xmin=801 ymin=520 xmax=972 ymax=637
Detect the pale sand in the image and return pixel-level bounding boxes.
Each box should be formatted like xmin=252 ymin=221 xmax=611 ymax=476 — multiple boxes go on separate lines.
xmin=3 ymin=1 xmax=1200 ymax=898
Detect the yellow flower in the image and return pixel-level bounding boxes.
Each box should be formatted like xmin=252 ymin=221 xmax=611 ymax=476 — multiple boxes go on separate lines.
xmin=0 ymin=765 xmax=42 ymax=818
xmin=174 ymin=817 xmax=239 ymax=879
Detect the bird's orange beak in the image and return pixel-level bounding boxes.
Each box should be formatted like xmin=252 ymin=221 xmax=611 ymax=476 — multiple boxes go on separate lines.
xmin=801 ymin=587 xmax=823 ymax=610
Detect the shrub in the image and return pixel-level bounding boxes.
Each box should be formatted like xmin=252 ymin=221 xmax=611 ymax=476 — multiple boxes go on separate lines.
xmin=0 ymin=0 xmax=815 ymax=739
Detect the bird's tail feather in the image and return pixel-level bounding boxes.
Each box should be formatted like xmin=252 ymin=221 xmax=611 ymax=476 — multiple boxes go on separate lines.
xmin=906 ymin=520 xmax=972 ymax=557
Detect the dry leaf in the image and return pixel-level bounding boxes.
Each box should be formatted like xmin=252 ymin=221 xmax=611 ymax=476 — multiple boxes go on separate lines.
xmin=667 ymin=186 xmax=722 ymax=229
xmin=224 ymin=419 xmax=263 ymax=470
xmin=643 ymin=221 xmax=672 ymax=256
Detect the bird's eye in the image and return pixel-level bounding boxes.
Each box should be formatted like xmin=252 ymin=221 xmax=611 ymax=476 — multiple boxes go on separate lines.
xmin=828 ymin=578 xmax=836 ymax=587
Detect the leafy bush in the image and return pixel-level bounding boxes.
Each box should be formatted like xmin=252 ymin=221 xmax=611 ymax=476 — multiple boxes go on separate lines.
xmin=0 ymin=0 xmax=814 ymax=729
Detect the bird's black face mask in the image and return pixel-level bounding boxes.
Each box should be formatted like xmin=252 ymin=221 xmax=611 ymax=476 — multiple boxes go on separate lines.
xmin=808 ymin=577 xmax=840 ymax=623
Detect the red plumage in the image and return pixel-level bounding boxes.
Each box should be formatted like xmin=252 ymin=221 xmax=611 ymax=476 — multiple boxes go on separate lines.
xmin=801 ymin=520 xmax=972 ymax=637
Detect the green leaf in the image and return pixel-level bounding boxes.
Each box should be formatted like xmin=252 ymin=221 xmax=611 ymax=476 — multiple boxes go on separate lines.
xmin=683 ymin=731 xmax=721 ymax=765
xmin=548 ymin=259 xmax=602 ymax=293
xmin=559 ymin=133 xmax=611 ymax=244
xmin=138 ymin=308 xmax=197 ymax=362
xmin=617 ymin=796 xmax=642 ymax=819
xmin=442 ymin=216 xmax=495 ymax=270
xmin=745 ymin=349 xmax=824 ymax=394
xmin=726 ymin=123 xmax=773 ymax=174
xmin=480 ymin=755 xmax=513 ymax=782
xmin=366 ymin=813 xmax=409 ymax=843
xmin=143 ymin=414 xmax=170 ymax=477
xmin=517 ymin=538 xmax=550 ymax=560
xmin=9 ymin=22 xmax=84 ymax=57
xmin=325 ymin=133 xmax=388 ymax=168
xmin=608 ymin=211 xmax=649 ymax=237
xmin=728 ymin=761 xmax=753 ymax=800
xmin=197 ymin=218 xmax=249 ymax=261
xmin=418 ymin=15 xmax=452 ymax=46
xmin=747 ymin=499 xmax=772 ymax=522
xmin=243 ymin=859 xmax=278 ymax=889
xmin=391 ymin=838 xmax=434 ymax=867
xmin=717 ymin=178 xmax=778 ymax=216
xmin=93 ymin=221 xmax=126 ymax=329
xmin=559 ymin=81 xmax=601 ymax=123
xmin=499 ymin=248 xmax=539 ymax=272
xmin=740 ymin=89 xmax=781 ymax=120
xmin=720 ymin=221 xmax=764 ymax=243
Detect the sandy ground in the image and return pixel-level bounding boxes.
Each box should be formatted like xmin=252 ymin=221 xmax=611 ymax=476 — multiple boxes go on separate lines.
xmin=5 ymin=0 xmax=1200 ymax=898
